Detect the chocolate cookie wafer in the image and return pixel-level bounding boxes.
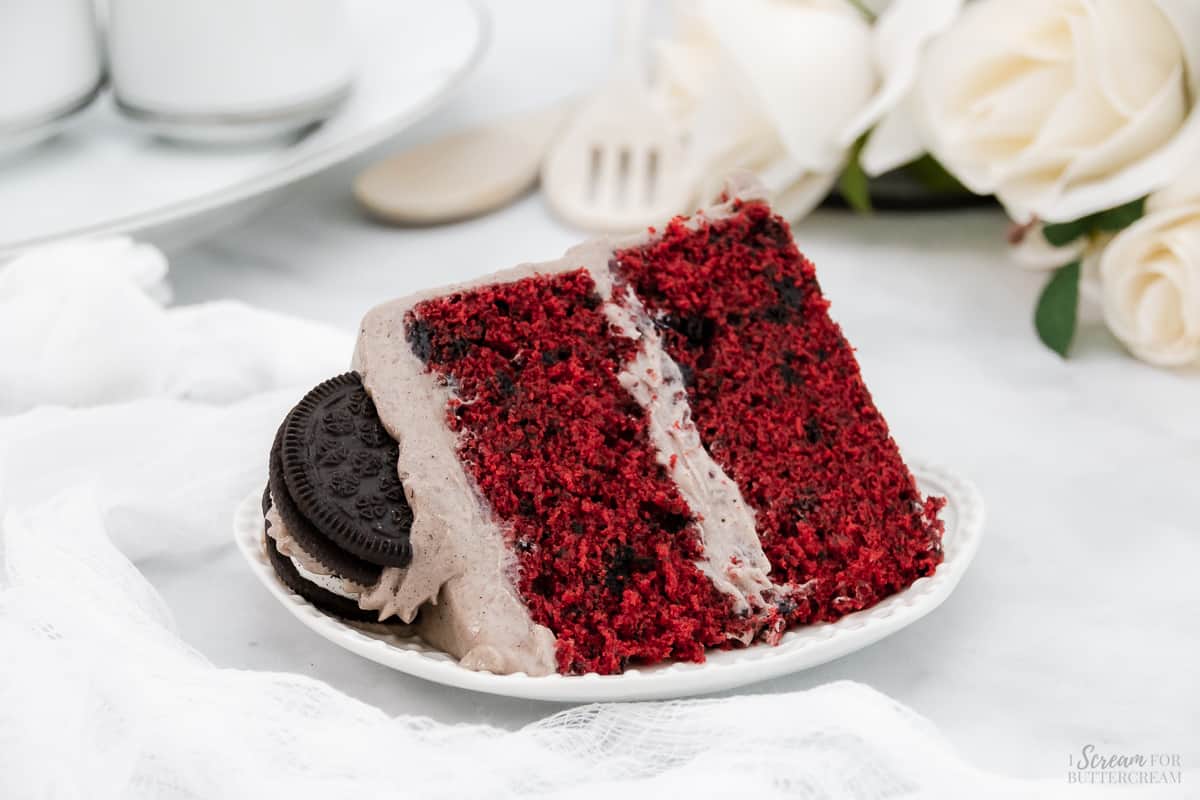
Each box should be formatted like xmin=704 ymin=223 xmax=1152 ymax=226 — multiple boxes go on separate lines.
xmin=281 ymin=373 xmax=414 ymax=566
xmin=261 ymin=371 xmax=415 ymax=622
xmin=268 ymin=422 xmax=382 ymax=586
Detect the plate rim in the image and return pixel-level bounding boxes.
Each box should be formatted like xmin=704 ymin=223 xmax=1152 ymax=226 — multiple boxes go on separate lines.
xmin=0 ymin=0 xmax=491 ymax=256
xmin=233 ymin=459 xmax=985 ymax=702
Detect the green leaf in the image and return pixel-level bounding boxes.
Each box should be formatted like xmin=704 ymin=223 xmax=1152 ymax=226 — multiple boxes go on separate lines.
xmin=838 ymin=134 xmax=872 ymax=214
xmin=903 ymin=155 xmax=970 ymax=195
xmin=1034 ymin=260 xmax=1081 ymax=358
xmin=1042 ymin=197 xmax=1146 ymax=246
xmin=844 ymin=0 xmax=878 ymax=21
xmin=1042 ymin=220 xmax=1089 ymax=247
xmin=1092 ymin=197 xmax=1145 ymax=231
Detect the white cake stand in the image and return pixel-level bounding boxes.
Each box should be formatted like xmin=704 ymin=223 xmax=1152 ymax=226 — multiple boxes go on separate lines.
xmin=0 ymin=0 xmax=489 ymax=258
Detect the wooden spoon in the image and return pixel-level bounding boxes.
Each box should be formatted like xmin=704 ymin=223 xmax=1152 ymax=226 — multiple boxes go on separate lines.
xmin=355 ymin=103 xmax=570 ymax=225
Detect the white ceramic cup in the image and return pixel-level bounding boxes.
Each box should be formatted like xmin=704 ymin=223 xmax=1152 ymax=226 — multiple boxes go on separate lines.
xmin=107 ymin=0 xmax=355 ymax=143
xmin=0 ymin=0 xmax=104 ymax=153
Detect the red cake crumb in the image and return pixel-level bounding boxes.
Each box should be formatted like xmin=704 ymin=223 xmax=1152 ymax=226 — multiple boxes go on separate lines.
xmin=408 ymin=270 xmax=743 ymax=674
xmin=614 ymin=201 xmax=944 ymax=627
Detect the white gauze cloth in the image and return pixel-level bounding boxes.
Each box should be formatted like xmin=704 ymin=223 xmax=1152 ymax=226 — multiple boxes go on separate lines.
xmin=0 ymin=239 xmax=1089 ymax=799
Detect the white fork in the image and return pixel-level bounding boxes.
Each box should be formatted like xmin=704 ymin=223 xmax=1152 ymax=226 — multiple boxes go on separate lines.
xmin=541 ymin=0 xmax=692 ymax=232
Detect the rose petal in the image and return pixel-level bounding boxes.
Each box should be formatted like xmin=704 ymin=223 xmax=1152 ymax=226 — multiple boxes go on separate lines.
xmin=1134 ymin=267 xmax=1183 ymax=346
xmin=1148 ymin=160 xmax=1200 ymax=212
xmin=838 ymin=0 xmax=962 ymax=147
xmin=1156 ymin=0 xmax=1200 ymax=88
xmin=1009 ymin=225 xmax=1088 ymax=271
xmin=1087 ymin=0 xmax=1182 ymax=117
xmin=1008 ymin=1 xmax=1074 ymax=63
xmin=1060 ymin=69 xmax=1185 ymax=183
xmin=774 ymin=171 xmax=841 ymax=221
xmin=970 ymin=65 xmax=1072 ymax=143
xmin=1159 ymin=220 xmax=1200 ymax=331
xmin=699 ymin=0 xmax=875 ymax=170
xmin=860 ymin=95 xmax=925 ymax=176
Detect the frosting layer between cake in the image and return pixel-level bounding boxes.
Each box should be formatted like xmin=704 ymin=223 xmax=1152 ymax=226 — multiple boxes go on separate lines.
xmin=602 ymin=283 xmax=774 ymax=631
xmin=613 ymin=201 xmax=945 ymax=625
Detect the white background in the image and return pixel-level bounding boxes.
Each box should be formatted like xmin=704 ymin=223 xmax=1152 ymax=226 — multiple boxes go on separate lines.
xmin=147 ymin=1 xmax=1199 ymax=781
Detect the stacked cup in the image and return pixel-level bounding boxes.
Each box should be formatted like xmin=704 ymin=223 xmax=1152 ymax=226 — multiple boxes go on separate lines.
xmin=0 ymin=0 xmax=354 ymax=153
xmin=0 ymin=0 xmax=103 ymax=154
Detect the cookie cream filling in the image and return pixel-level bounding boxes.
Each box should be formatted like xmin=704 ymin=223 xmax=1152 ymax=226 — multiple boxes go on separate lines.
xmin=264 ymin=505 xmax=365 ymax=598
xmin=290 ymin=556 xmax=362 ymax=599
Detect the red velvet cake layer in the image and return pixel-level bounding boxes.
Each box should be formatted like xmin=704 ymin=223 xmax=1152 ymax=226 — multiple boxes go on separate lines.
xmin=614 ymin=202 xmax=944 ymax=626
xmin=407 ymin=269 xmax=741 ymax=674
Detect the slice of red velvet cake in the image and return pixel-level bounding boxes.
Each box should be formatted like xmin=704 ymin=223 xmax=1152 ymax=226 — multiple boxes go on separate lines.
xmin=266 ymin=178 xmax=944 ymax=676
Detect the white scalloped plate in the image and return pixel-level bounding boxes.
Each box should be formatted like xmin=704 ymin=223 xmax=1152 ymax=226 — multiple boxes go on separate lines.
xmin=234 ymin=460 xmax=983 ymax=702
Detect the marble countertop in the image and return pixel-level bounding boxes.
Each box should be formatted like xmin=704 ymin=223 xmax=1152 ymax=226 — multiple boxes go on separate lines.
xmin=146 ymin=1 xmax=1199 ymax=785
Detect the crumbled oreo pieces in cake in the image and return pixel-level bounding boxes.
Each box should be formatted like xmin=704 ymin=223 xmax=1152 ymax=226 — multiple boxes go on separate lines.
xmin=773 ymin=596 xmax=798 ymax=618
xmin=676 ymin=361 xmax=695 ymax=388
xmin=406 ymin=318 xmax=435 ymax=363
xmin=281 ymin=372 xmax=414 ymax=567
xmin=749 ymin=213 xmax=794 ymax=251
xmin=789 ymin=493 xmax=820 ymax=519
xmin=604 ymin=544 xmax=655 ymax=595
xmin=779 ymin=351 xmax=804 ymax=386
xmin=659 ymin=313 xmax=716 ymax=348
xmin=772 ymin=275 xmax=804 ymax=310
xmin=540 ymin=346 xmax=571 ymax=367
xmin=760 ymin=271 xmax=806 ymax=326
xmin=658 ymin=510 xmax=691 ymax=534
xmin=493 ymin=369 xmax=518 ymax=398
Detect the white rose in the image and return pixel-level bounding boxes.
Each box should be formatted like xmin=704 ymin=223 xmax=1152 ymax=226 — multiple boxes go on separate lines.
xmin=1098 ymin=161 xmax=1200 ymax=367
xmin=914 ymin=0 xmax=1200 ymax=224
xmin=656 ymin=0 xmax=876 ymax=217
xmin=839 ymin=0 xmax=963 ymax=176
xmin=658 ymin=0 xmax=962 ymax=216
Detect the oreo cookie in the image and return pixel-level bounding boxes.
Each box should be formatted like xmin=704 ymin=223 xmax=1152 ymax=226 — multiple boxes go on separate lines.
xmin=261 ymin=372 xmax=415 ymax=623
xmin=268 ymin=422 xmax=382 ymax=586
xmin=281 ymin=373 xmax=414 ymax=567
